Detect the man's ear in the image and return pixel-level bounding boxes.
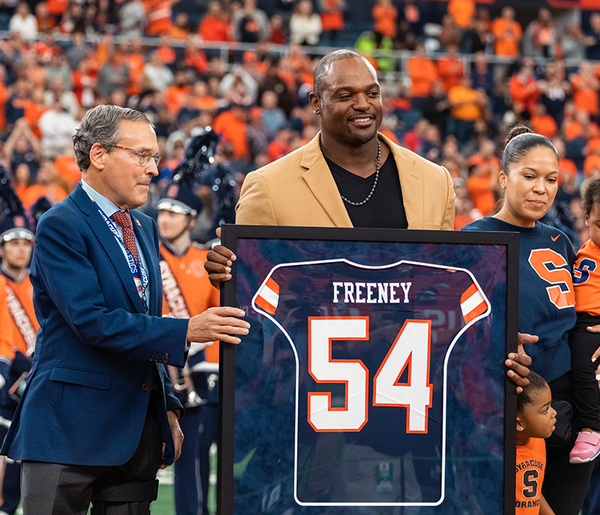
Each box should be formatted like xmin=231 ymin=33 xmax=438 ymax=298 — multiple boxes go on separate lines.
xmin=89 ymin=142 xmax=106 ymax=170
xmin=309 ymin=92 xmax=321 ymax=116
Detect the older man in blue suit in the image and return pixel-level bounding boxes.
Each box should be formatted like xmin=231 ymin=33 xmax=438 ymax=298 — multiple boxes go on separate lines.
xmin=0 ymin=105 xmax=249 ymax=515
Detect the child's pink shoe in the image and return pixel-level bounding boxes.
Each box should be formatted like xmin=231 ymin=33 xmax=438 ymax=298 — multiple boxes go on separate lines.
xmin=570 ymin=432 xmax=600 ymax=464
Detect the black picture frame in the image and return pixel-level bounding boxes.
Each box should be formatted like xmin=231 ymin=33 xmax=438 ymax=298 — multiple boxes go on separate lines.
xmin=219 ymin=224 xmax=519 ymax=515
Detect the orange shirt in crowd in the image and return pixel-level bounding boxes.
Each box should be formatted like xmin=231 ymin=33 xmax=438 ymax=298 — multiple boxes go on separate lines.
xmin=169 ymin=25 xmax=188 ymax=40
xmin=585 ymin=154 xmax=600 ymax=177
xmin=144 ymin=0 xmax=173 ymax=35
xmin=448 ymin=85 xmax=482 ymax=121
xmin=492 ymin=18 xmax=522 ymax=57
xmin=194 ymin=95 xmax=218 ymax=111
xmin=572 ymin=75 xmax=600 ymax=117
xmin=268 ymin=139 xmax=290 ymax=163
xmin=437 ymin=57 xmax=464 ymax=93
xmin=157 ymin=45 xmax=176 ymax=66
xmin=185 ymin=49 xmax=208 ymax=75
xmin=55 ymin=155 xmax=81 ymax=188
xmin=198 ymin=15 xmax=229 ymax=42
xmin=47 ymin=0 xmax=68 ymax=16
xmin=372 ymin=4 xmax=398 ymax=39
xmin=3 ymin=273 xmax=39 ymax=357
xmin=320 ymin=0 xmax=344 ymax=31
xmin=121 ymin=53 xmax=146 ymax=97
xmin=408 ymin=56 xmax=438 ymax=98
xmin=213 ymin=110 xmax=248 ymax=159
xmin=559 ymin=158 xmax=578 ymax=184
xmin=530 ymin=114 xmax=558 ymax=139
xmin=0 ymin=276 xmax=15 ymax=361
xmin=21 ymin=184 xmax=68 ymax=210
xmin=379 ymin=130 xmax=398 ymax=144
xmin=165 ymin=84 xmax=192 ymax=113
xmin=467 ymin=174 xmax=496 ymax=216
xmin=447 ymin=0 xmax=475 ymax=29
xmin=565 ymin=121 xmax=600 ymax=141
xmin=454 ymin=213 xmax=476 ymax=230
xmin=509 ymin=75 xmax=538 ymax=114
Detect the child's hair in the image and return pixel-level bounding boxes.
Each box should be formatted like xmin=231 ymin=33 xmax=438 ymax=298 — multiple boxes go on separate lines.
xmin=517 ymin=371 xmax=549 ymax=415
xmin=583 ymin=178 xmax=600 ymax=217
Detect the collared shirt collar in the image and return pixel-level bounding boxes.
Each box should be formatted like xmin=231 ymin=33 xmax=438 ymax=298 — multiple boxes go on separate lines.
xmin=80 ymin=179 xmax=122 ymax=218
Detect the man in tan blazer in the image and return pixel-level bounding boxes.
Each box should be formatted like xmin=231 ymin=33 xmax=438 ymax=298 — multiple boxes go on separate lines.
xmin=235 ymin=49 xmax=454 ymax=230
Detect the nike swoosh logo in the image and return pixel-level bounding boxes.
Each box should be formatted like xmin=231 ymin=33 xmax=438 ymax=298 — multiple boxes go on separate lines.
xmin=551 ymin=235 xmax=560 ymax=242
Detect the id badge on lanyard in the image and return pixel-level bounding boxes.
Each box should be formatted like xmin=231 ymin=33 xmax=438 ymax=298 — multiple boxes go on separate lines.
xmin=94 ymin=203 xmax=149 ymax=313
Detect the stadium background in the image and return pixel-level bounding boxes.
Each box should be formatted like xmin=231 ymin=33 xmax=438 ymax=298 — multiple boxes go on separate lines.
xmin=2 ymin=0 xmax=600 ymax=512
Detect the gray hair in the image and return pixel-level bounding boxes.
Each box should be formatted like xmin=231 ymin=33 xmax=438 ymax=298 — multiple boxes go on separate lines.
xmin=72 ymin=105 xmax=153 ymax=172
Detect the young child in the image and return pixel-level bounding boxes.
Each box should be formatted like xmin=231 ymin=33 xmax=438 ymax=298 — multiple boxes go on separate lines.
xmin=516 ymin=372 xmax=557 ymax=515
xmin=569 ymin=178 xmax=600 ymax=463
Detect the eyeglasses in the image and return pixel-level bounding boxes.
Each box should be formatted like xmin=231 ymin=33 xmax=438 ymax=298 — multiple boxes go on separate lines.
xmin=111 ymin=145 xmax=161 ymax=167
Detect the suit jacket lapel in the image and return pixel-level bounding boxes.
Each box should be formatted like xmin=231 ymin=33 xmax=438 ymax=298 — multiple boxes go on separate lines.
xmin=300 ymin=134 xmax=353 ymax=228
xmin=71 ymin=184 xmax=146 ymax=313
xmin=380 ymin=134 xmax=424 ymax=230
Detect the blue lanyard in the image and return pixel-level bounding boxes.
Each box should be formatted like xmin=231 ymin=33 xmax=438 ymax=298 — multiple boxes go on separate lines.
xmin=93 ymin=202 xmax=149 ymax=313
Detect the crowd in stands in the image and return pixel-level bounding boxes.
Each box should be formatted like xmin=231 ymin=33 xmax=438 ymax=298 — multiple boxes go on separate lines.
xmin=1 ymin=0 xmax=600 ymax=246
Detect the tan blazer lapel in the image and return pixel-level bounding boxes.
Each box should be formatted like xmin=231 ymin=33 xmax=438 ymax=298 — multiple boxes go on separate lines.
xmin=300 ymin=134 xmax=353 ymax=228
xmin=381 ymin=133 xmax=424 ymax=229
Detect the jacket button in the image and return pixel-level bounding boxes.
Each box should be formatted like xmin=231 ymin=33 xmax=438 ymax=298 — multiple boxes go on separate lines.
xmin=142 ymin=383 xmax=150 ymax=391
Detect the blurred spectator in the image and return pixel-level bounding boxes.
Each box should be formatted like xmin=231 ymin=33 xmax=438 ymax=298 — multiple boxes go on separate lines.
xmin=466 ymin=139 xmax=500 ymax=216
xmin=9 ymin=2 xmax=37 ymax=41
xmin=35 ymin=2 xmax=55 ymax=33
xmin=289 ymin=0 xmax=322 ymax=46
xmin=422 ymin=80 xmax=450 ymax=134
xmin=372 ymin=0 xmax=397 ymax=40
xmin=408 ymin=43 xmax=438 ymax=112
xmin=219 ymin=65 xmax=258 ymax=105
xmin=447 ymin=0 xmax=475 ymax=31
xmin=538 ymin=61 xmax=570 ymax=125
xmin=571 ymin=62 xmax=599 ymax=119
xmin=19 ymin=156 xmax=67 ymax=209
xmin=12 ymin=162 xmax=33 ymax=200
xmin=260 ymin=90 xmax=286 ymax=138
xmin=584 ymin=138 xmax=600 ymax=178
xmin=437 ymin=45 xmax=463 ymax=93
xmin=66 ymin=32 xmax=89 ymax=70
xmin=143 ymin=51 xmax=174 ymax=91
xmin=562 ymin=23 xmax=586 ymax=61
xmin=166 ymin=70 xmax=192 ymax=113
xmin=5 ymin=118 xmax=41 ymax=177
xmin=438 ymin=14 xmax=461 ymax=50
xmin=191 ymin=80 xmax=218 ymax=111
xmin=43 ymin=76 xmax=79 ymax=119
xmin=120 ymin=38 xmax=146 ymax=97
xmin=470 ymin=51 xmax=493 ymax=96
xmin=448 ymin=75 xmax=486 ymax=146
xmin=198 ymin=2 xmax=230 ymax=43
xmin=509 ymin=63 xmax=538 ymax=118
xmin=246 ymin=107 xmax=269 ymax=164
xmin=553 ymin=137 xmax=578 ymax=188
xmin=258 ymin=61 xmax=293 ymax=116
xmin=462 ymin=8 xmax=491 ymax=54
xmin=5 ymin=78 xmax=31 ymax=133
xmin=491 ymin=6 xmax=522 ymax=58
xmin=213 ymin=105 xmax=248 ymax=160
xmin=267 ymin=126 xmax=292 ymax=162
xmin=184 ymin=37 xmax=208 ymax=76
xmin=319 ymin=0 xmax=345 ymax=46
xmin=37 ymin=98 xmax=78 ymax=158
xmin=584 ymin=12 xmax=600 ymax=61
xmin=523 ymin=8 xmax=561 ymax=59
xmin=530 ymin=102 xmax=558 ymax=139
xmin=97 ymin=50 xmax=130 ymax=100
xmin=119 ymin=0 xmax=146 ymax=37
xmin=59 ymin=1 xmax=86 ymax=35
xmin=402 ymin=0 xmax=422 ymax=37
xmin=144 ymin=0 xmax=174 ymax=36
xmin=232 ymin=0 xmax=269 ymax=43
xmin=169 ymin=13 xmax=190 ymax=40
xmin=156 ymin=34 xmax=177 ymax=68
xmin=269 ymin=14 xmax=286 ymax=44
xmin=46 ymin=51 xmax=72 ymax=91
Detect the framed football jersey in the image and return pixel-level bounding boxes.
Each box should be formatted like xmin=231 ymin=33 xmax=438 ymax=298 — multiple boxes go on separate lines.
xmin=219 ymin=225 xmax=519 ymax=515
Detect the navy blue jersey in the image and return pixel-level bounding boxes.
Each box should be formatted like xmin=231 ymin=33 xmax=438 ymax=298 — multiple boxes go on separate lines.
xmin=463 ymin=218 xmax=576 ymax=382
xmin=251 ymin=259 xmax=490 ymax=507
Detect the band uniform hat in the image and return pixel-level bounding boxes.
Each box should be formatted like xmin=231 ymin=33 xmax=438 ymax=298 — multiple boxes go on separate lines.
xmin=0 ymin=164 xmax=33 ymax=243
xmin=158 ymin=182 xmax=203 ymax=218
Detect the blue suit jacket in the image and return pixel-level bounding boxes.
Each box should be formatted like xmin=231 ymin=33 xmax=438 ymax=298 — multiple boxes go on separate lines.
xmin=1 ymin=183 xmax=189 ymax=466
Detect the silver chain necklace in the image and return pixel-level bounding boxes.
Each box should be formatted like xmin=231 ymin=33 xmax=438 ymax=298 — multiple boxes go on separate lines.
xmin=321 ymin=136 xmax=382 ymax=207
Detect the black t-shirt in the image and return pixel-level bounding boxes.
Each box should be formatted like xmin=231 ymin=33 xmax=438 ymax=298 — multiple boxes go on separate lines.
xmin=325 ymin=153 xmax=408 ymax=229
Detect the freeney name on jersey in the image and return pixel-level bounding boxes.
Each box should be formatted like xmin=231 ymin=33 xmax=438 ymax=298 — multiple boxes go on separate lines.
xmin=332 ymin=281 xmax=412 ymax=304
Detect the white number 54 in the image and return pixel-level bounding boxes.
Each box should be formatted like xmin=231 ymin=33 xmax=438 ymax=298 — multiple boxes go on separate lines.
xmin=307 ymin=317 xmax=433 ymax=433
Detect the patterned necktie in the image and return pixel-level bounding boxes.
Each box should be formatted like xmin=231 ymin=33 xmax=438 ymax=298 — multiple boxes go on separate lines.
xmin=110 ymin=211 xmax=139 ymax=267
